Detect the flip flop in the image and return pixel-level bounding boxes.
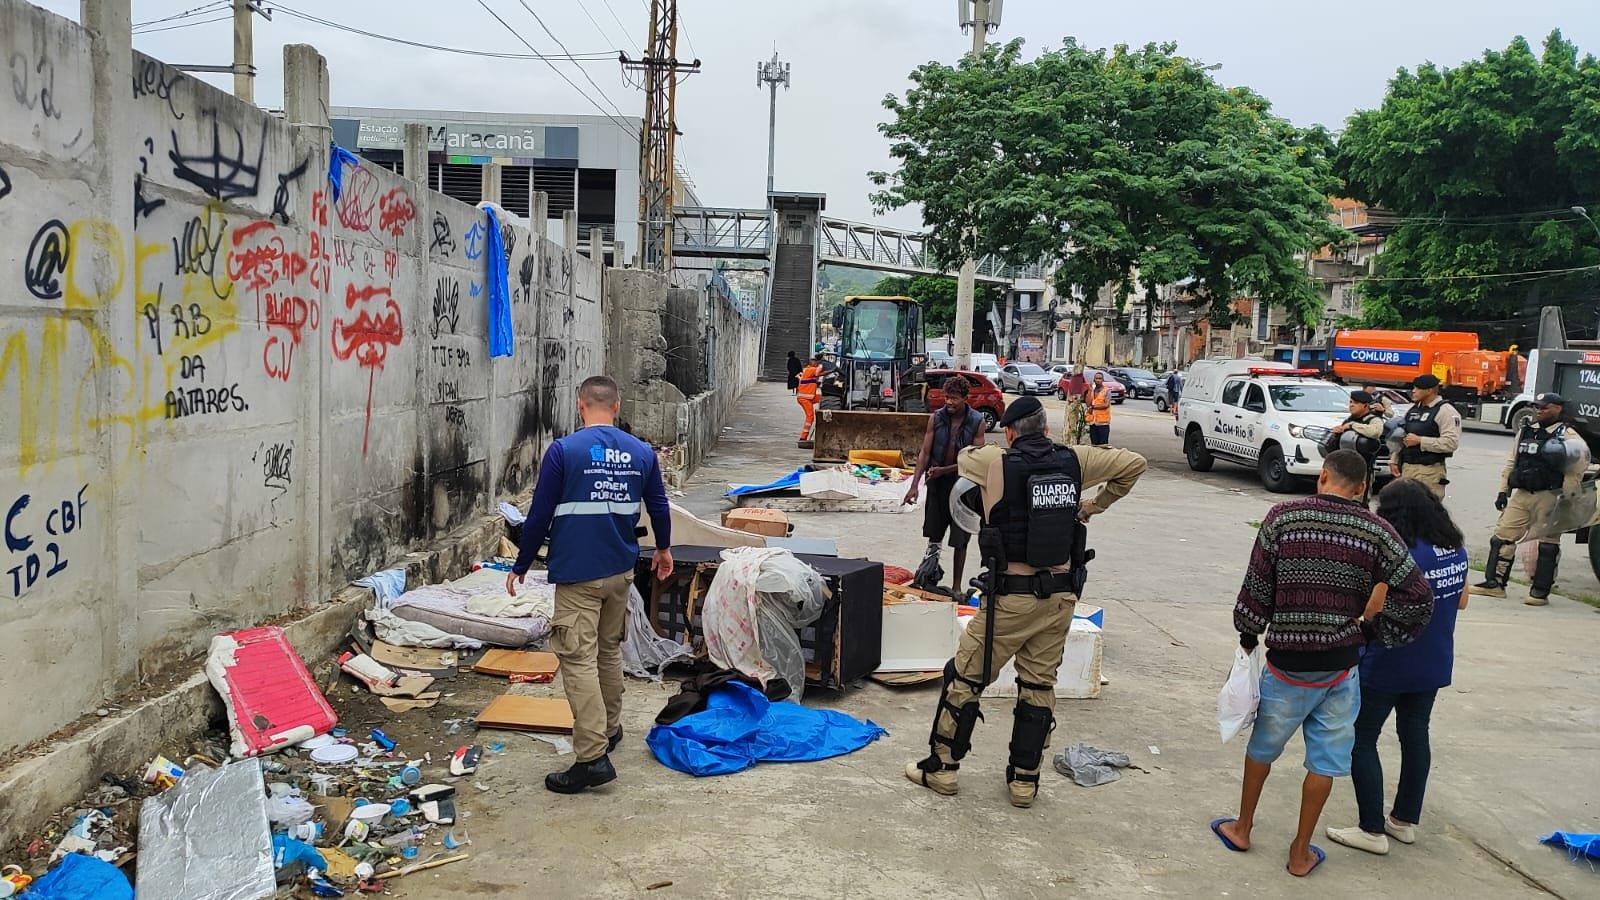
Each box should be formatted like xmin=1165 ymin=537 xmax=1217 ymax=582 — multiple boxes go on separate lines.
xmin=1210 ymin=818 xmax=1247 ymax=852
xmin=1288 ymin=844 xmax=1327 ymax=877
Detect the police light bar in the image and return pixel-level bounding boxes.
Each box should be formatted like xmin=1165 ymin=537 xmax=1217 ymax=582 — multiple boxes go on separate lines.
xmin=1247 ymin=367 xmax=1321 ymax=377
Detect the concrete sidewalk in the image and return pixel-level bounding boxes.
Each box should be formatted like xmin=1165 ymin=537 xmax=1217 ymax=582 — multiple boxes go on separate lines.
xmin=409 ymin=383 xmax=1593 ymax=898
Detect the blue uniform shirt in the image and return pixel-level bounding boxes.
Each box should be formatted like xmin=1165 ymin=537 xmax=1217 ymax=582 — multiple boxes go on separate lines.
xmin=512 ymin=425 xmax=672 ymax=584
xmin=1360 ymin=539 xmax=1467 ymax=693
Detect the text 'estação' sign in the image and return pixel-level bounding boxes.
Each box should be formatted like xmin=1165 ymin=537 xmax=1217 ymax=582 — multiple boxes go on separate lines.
xmin=1333 ymin=347 xmax=1422 ymax=367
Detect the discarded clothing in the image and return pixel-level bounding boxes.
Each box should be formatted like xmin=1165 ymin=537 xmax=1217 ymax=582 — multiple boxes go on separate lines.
xmin=655 ymin=666 xmax=791 ymax=725
xmin=498 ymin=501 xmax=527 ymax=526
xmin=356 ymin=568 xmax=407 ymax=606
xmin=1052 ymin=742 xmax=1133 ymax=787
xmin=26 ymin=854 xmax=133 ymax=900
xmin=468 ymin=569 xmax=556 ymax=619
xmin=484 ymin=206 xmax=514 ymax=358
xmin=702 ymin=548 xmax=828 ymax=699
xmin=365 ymin=606 xmax=481 ymax=650
xmin=1541 ymin=830 xmax=1600 ymax=862
xmin=623 ymin=583 xmax=696 ymax=681
xmin=647 ymin=681 xmax=884 ymax=777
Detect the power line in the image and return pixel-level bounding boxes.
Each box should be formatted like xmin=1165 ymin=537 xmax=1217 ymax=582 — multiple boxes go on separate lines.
xmin=597 ymin=0 xmax=642 ymax=52
xmin=267 ymin=3 xmax=617 ymax=61
xmin=1358 ymin=264 xmax=1600 ymax=284
xmin=133 ymin=0 xmax=228 ymax=30
xmin=134 ymin=13 xmax=232 ymax=34
xmin=574 ymin=0 xmax=629 ymax=52
xmin=510 ymin=0 xmax=632 ymax=121
xmin=473 ymin=0 xmax=636 ymax=135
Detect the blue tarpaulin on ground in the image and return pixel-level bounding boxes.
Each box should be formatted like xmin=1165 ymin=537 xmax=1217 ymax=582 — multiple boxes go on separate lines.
xmin=724 ymin=469 xmax=807 ymax=497
xmin=647 ymin=681 xmax=886 ymax=776
xmin=1541 ymin=831 xmax=1600 ymax=861
xmin=26 ymin=854 xmax=133 ymax=900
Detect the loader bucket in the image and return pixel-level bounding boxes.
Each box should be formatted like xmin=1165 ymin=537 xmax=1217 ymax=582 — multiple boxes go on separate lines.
xmin=811 ymin=409 xmax=930 ymax=466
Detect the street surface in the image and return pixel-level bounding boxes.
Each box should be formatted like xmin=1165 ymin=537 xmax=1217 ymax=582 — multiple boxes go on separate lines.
xmin=413 ymin=383 xmax=1597 ymax=899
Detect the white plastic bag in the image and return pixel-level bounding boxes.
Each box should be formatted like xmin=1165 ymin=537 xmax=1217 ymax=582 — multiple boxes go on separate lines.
xmin=1217 ymin=645 xmax=1264 ymax=744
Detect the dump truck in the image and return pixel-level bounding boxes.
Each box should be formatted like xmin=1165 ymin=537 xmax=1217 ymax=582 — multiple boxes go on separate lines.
xmin=1329 ymin=328 xmax=1529 ymax=427
xmin=810 ymin=295 xmax=933 ymax=465
xmin=1531 ymin=346 xmax=1600 ymax=581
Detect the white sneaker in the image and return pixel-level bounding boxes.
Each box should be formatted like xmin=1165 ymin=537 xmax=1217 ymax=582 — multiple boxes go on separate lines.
xmin=1327 ymin=825 xmax=1390 ymax=855
xmin=1385 ymin=818 xmax=1417 ymax=844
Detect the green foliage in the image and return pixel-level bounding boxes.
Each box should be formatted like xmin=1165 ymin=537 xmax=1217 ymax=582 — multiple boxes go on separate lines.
xmin=868 ymin=274 xmax=1003 ymax=334
xmin=871 ymin=39 xmax=1344 ymax=329
xmin=817 ymin=265 xmax=883 ymax=321
xmin=1336 ymin=32 xmax=1600 ymax=328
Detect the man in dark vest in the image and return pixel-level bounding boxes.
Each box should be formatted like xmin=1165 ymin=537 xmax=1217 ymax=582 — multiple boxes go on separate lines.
xmin=1389 ymin=374 xmax=1460 ymax=500
xmin=905 ymin=396 xmax=1147 ymax=808
xmin=1323 ymin=390 xmax=1386 ymax=499
xmin=904 ymin=376 xmax=987 ymax=593
xmin=1475 ymin=393 xmax=1587 ymax=604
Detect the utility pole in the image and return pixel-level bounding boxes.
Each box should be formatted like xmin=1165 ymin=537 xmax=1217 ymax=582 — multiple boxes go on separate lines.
xmin=231 ymin=0 xmax=270 ymax=103
xmin=756 ymin=51 xmax=791 ymax=196
xmin=953 ymin=0 xmax=1001 ymax=370
xmin=622 ymin=1 xmax=702 ymax=273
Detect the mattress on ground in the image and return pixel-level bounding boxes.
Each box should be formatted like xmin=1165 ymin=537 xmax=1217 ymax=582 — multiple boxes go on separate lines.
xmin=389 ymin=568 xmax=554 ymax=648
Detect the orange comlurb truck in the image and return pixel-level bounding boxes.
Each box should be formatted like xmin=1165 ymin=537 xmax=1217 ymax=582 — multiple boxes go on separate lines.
xmin=1331 ymin=329 xmax=1528 ymax=425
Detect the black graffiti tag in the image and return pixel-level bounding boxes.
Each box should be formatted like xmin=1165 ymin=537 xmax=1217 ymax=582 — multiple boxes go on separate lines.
xmin=25 ymin=220 xmax=69 ymax=300
xmin=431 ymin=278 xmax=460 ymax=338
xmin=169 ymin=121 xmax=264 ymax=201
xmin=131 ymin=58 xmax=184 ymax=120
xmin=134 ymin=173 xmax=166 ymax=224
xmin=430 ymin=211 xmax=456 ymax=256
xmin=272 ymin=157 xmax=309 ymax=224
xmin=0 ymin=166 xmax=11 ymax=200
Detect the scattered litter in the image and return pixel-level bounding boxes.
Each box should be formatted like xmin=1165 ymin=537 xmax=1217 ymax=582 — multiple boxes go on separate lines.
xmin=646 ymin=881 xmax=674 ymax=891
xmin=271 ymin=833 xmax=327 ymax=882
xmin=370 ymin=729 xmax=397 ymax=752
xmin=449 ymin=746 xmax=482 ymax=776
xmin=475 ymin=695 xmax=576 ymax=734
xmin=442 ymin=828 xmax=470 ymax=849
xmin=368 ymin=642 xmax=459 ymax=676
xmin=50 ymin=810 xmax=117 ymax=863
xmin=443 ymin=719 xmax=465 ymax=735
xmin=647 ymin=682 xmax=885 ymax=777
xmin=622 ymin=584 xmax=695 ymax=681
xmin=339 ymin=652 xmax=400 ymax=689
xmin=1149 ymin=745 xmax=1161 ymax=756
xmin=1052 ymin=743 xmax=1133 ymax=787
xmin=354 ymin=568 xmax=407 ymax=606
xmin=1540 ymin=830 xmax=1600 ymax=862
xmin=142 ymin=754 xmax=186 ymax=790
xmin=371 ymin=853 xmax=469 ymax=880
xmin=380 ymin=696 xmax=442 ymax=713
xmin=529 ymin=734 xmax=574 ymax=756
xmin=487 ymin=742 xmax=505 ymax=754
xmin=473 ymin=649 xmax=560 ymax=679
xmin=497 ymin=502 xmax=526 ymax=525
xmin=265 ymin=783 xmax=316 ymax=826
xmin=207 ymin=626 xmax=338 ymax=758
xmin=137 ymin=760 xmax=276 ymax=900
xmin=310 ymin=744 xmax=360 ymax=766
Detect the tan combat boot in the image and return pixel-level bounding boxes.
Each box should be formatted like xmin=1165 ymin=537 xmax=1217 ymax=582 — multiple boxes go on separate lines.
xmin=905 ymin=753 xmax=959 ymax=796
xmin=1007 ymin=768 xmax=1040 ymax=808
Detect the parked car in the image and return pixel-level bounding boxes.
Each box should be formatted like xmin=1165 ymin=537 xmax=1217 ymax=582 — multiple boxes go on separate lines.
xmin=924 ymin=369 xmax=1006 ymax=432
xmin=1056 ymin=367 xmax=1126 ymax=403
xmin=1108 ymin=367 xmax=1162 ymax=399
xmin=926 ymin=349 xmax=953 ymax=368
xmin=969 ymin=352 xmax=1002 ymax=380
xmin=998 ymin=362 xmax=1058 ymax=395
xmin=1154 ymin=370 xmax=1186 ymax=413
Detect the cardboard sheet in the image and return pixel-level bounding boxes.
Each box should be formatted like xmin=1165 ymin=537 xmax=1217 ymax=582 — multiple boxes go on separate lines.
xmin=473 ymin=650 xmax=560 ymax=678
xmin=369 ymin=676 xmax=436 ymax=698
xmin=474 ymin=694 xmax=575 ymax=734
xmin=369 ymin=641 xmax=458 ymax=675
xmin=381 ymin=696 xmax=441 ymax=713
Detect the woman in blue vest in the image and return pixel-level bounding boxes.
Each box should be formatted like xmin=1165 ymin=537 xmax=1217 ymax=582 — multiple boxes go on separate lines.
xmin=1326 ymin=477 xmax=1468 ymax=856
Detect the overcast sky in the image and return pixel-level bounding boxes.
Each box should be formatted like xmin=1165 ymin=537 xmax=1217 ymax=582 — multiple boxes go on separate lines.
xmin=39 ymin=0 xmax=1600 ymax=229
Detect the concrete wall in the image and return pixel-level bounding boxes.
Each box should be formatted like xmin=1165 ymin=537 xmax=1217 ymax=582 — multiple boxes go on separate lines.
xmin=0 ymin=0 xmax=609 ymax=753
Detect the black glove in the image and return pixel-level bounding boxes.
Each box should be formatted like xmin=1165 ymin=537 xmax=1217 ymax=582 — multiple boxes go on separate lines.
xmin=1494 ymin=491 xmax=1508 ymax=512
xmin=1238 ymin=632 xmax=1258 ymax=652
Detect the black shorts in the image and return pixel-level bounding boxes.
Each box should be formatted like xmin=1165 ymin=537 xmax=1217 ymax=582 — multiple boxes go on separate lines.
xmin=922 ymin=475 xmax=971 ymax=548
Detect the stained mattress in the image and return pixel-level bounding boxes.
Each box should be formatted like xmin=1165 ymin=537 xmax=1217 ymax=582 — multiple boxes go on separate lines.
xmin=388 ymin=567 xmax=556 ymax=648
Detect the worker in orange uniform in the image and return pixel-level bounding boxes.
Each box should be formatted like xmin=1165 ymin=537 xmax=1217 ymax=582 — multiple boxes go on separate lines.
xmin=796 ymin=352 xmax=823 ymax=449
xmin=1086 ymin=370 xmax=1114 ymax=446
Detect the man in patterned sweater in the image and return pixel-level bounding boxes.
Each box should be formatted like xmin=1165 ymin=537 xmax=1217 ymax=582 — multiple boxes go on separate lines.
xmin=1211 ymin=450 xmax=1433 ymax=877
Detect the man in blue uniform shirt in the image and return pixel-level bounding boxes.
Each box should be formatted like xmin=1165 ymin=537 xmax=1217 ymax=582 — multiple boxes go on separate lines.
xmin=507 ymin=376 xmax=673 ymax=793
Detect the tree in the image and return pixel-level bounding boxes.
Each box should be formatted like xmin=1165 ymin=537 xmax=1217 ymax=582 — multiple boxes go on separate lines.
xmin=1336 ymin=32 xmax=1600 ymax=329
xmin=870 ymin=40 xmax=1344 ymax=333
xmin=868 ymin=274 xmax=1003 ymax=335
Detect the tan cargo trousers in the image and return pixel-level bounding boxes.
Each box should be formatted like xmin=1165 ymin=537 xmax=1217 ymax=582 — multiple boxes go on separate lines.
xmin=933 ymin=591 xmax=1076 ymax=752
xmin=1492 ymin=489 xmax=1562 ymax=552
xmin=550 ymin=571 xmax=633 ymax=762
xmin=1399 ymin=462 xmax=1448 ymax=499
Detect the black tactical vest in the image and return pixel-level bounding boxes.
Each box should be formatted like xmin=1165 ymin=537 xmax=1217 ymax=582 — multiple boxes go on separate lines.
xmin=989 ymin=445 xmax=1082 ymax=568
xmin=1508 ymin=421 xmax=1568 ymax=492
xmin=1400 ymin=401 xmax=1451 ymax=465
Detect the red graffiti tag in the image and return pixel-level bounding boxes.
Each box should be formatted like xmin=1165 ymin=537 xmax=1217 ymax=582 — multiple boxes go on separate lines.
xmin=230 ymin=220 xmax=320 ymax=381
xmin=336 ymin=166 xmax=379 ymax=232
xmin=377 ymin=188 xmax=416 ymax=239
xmin=332 ymin=283 xmax=404 ymax=454
xmin=311 ymin=189 xmax=328 ymax=228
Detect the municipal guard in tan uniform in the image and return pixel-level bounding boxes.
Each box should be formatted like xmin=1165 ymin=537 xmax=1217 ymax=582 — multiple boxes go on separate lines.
xmin=905 ymin=396 xmax=1147 ymax=808
xmin=1475 ymin=393 xmax=1589 ymax=605
xmin=1389 ymin=374 xmax=1461 ymax=499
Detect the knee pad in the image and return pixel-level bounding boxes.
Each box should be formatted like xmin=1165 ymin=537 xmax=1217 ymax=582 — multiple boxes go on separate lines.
xmin=1007 ymin=699 xmax=1055 ymax=775
xmin=931 ymin=660 xmax=985 ymax=760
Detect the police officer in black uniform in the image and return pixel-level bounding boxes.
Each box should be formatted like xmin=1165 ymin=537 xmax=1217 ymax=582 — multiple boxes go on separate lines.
xmin=1389 ymin=374 xmax=1462 ymax=499
xmin=905 ymin=396 xmax=1147 ymax=808
xmin=1475 ymin=393 xmax=1588 ymax=604
xmin=1322 ymin=390 xmax=1386 ymax=500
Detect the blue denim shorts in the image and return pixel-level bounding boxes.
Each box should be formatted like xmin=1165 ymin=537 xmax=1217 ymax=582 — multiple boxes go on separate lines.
xmin=1246 ymin=665 xmax=1359 ymax=777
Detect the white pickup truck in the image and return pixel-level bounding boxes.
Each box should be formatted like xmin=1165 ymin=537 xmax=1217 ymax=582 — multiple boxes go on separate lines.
xmin=1175 ymin=360 xmax=1359 ymax=492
